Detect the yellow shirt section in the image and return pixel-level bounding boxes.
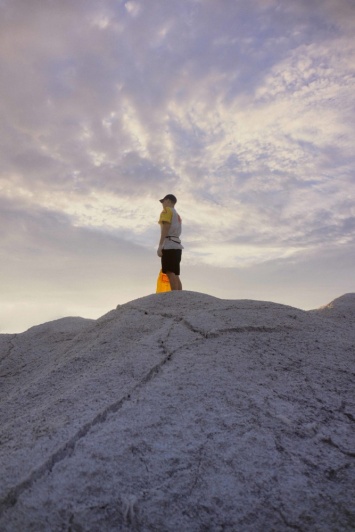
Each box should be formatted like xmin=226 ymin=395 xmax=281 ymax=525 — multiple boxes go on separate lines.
xmin=158 ymin=206 xmax=173 ymax=224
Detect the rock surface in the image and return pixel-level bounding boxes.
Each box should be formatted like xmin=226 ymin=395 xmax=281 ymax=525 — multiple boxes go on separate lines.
xmin=0 ymin=292 xmax=354 ymax=531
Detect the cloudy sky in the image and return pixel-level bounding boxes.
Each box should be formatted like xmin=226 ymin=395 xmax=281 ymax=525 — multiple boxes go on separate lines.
xmin=1 ymin=0 xmax=354 ymax=333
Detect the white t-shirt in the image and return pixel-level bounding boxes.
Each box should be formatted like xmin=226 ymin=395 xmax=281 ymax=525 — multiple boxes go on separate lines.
xmin=158 ymin=207 xmax=183 ymax=250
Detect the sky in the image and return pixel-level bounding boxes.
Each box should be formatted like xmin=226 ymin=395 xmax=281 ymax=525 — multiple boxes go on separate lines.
xmin=0 ymin=0 xmax=354 ymax=333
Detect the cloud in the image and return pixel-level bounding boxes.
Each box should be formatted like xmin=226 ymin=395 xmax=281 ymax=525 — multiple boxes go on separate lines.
xmin=0 ymin=0 xmax=354 ymax=330
xmin=0 ymin=196 xmax=158 ymax=332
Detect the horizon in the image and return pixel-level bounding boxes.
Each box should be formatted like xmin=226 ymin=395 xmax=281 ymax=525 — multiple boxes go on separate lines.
xmin=2 ymin=290 xmax=354 ymax=335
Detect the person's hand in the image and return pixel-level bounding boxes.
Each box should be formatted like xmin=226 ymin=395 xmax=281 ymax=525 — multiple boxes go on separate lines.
xmin=157 ymin=247 xmax=163 ymax=257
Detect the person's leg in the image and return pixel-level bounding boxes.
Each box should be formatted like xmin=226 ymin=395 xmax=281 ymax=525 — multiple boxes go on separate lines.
xmin=166 ymin=271 xmax=181 ymax=290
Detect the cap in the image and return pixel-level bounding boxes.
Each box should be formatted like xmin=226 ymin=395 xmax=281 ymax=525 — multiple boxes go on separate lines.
xmin=159 ymin=194 xmax=177 ymax=204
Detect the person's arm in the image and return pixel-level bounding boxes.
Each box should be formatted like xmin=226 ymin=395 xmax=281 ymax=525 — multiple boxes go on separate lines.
xmin=157 ymin=222 xmax=171 ymax=256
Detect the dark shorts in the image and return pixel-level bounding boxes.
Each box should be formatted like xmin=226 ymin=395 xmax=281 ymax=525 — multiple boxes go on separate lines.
xmin=162 ymin=249 xmax=182 ymax=275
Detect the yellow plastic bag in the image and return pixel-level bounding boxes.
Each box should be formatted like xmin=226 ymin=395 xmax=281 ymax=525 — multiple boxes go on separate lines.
xmin=156 ymin=270 xmax=171 ymax=293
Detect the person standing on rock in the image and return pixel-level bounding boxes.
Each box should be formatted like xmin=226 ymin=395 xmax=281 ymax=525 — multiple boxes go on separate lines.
xmin=157 ymin=194 xmax=183 ymax=290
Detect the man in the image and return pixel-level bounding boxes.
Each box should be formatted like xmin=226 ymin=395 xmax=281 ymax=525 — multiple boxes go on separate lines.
xmin=157 ymin=194 xmax=183 ymax=290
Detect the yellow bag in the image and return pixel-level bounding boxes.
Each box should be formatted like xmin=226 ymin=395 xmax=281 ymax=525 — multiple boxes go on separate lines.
xmin=156 ymin=270 xmax=171 ymax=293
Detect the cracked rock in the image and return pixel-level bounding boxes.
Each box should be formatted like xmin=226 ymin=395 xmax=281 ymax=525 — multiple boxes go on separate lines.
xmin=0 ymin=291 xmax=354 ymax=531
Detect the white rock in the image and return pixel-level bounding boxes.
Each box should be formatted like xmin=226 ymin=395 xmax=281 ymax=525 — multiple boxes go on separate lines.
xmin=0 ymin=292 xmax=354 ymax=531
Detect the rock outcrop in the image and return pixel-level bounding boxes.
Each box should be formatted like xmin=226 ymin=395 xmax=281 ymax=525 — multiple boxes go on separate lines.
xmin=0 ymin=292 xmax=354 ymax=531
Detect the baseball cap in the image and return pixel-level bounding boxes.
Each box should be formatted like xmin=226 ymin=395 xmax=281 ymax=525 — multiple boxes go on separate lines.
xmin=159 ymin=194 xmax=177 ymax=204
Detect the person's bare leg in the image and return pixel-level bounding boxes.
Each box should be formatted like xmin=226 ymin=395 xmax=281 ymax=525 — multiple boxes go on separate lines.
xmin=167 ymin=272 xmax=182 ymax=290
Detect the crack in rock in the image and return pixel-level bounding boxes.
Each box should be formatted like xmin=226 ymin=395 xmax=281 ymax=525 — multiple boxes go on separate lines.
xmin=128 ymin=304 xmax=291 ymax=339
xmin=0 ymin=335 xmax=17 ymax=367
xmin=273 ymin=506 xmax=304 ymax=531
xmin=202 ymin=325 xmax=291 ymax=338
xmin=321 ymin=437 xmax=355 ymax=458
xmin=188 ymin=444 xmax=206 ymax=496
xmin=0 ymin=318 xmax=202 ymax=517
